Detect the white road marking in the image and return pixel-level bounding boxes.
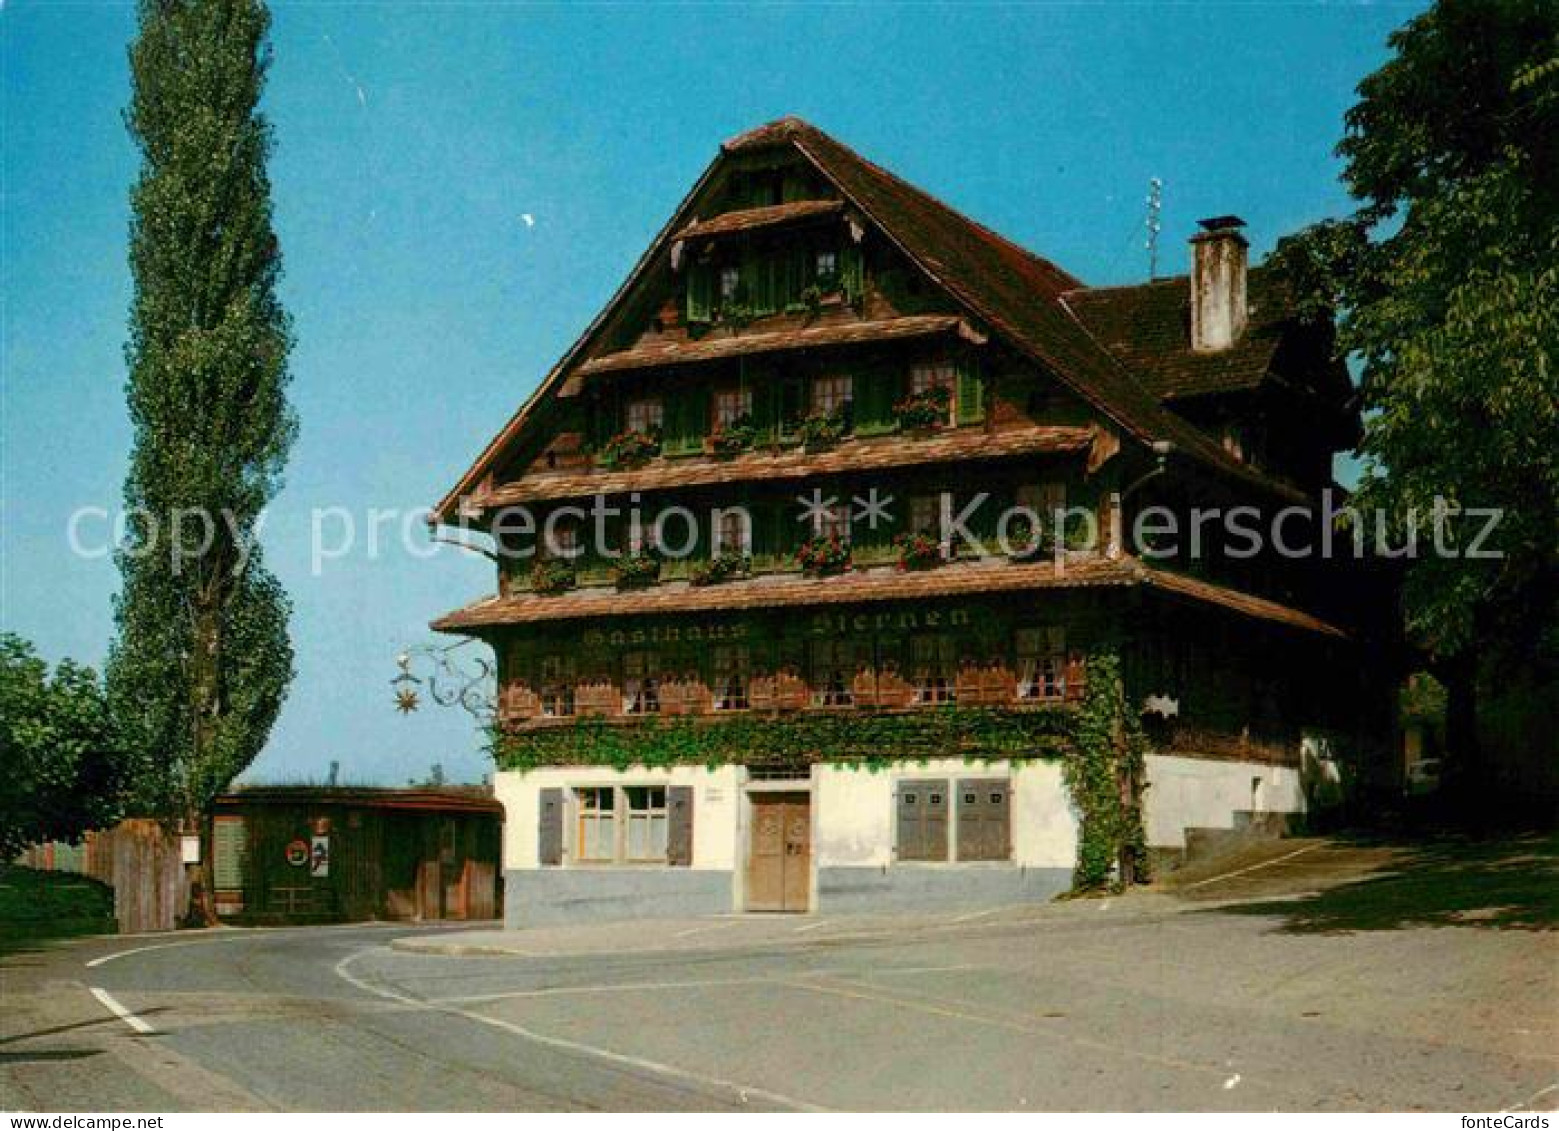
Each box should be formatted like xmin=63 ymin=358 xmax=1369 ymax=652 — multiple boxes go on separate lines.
xmin=90 ymin=987 xmax=156 ymax=1034
xmin=335 ymin=948 xmax=825 ymax=1111
xmin=84 ymin=920 xmax=477 ymax=967
xmin=951 ymin=906 xmax=1007 ymax=924
xmin=672 ymin=921 xmax=739 ymax=939
xmin=431 ymin=975 xmax=776 ymax=1005
xmin=1503 ymin=1080 xmax=1559 ymax=1113
xmin=792 ymin=919 xmax=832 ymax=933
xmin=1223 ymin=1073 xmax=1242 ymax=1090
xmin=787 ymin=974 xmax=1236 ymax=1083
xmin=1181 ymin=843 xmax=1325 ymax=889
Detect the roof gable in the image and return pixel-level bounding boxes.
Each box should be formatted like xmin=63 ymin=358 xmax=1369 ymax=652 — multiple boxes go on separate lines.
xmin=435 ymin=117 xmax=1307 ymax=520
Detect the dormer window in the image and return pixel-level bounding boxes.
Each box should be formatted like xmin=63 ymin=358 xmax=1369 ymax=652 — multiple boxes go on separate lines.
xmin=626 ymin=397 xmax=663 ymax=435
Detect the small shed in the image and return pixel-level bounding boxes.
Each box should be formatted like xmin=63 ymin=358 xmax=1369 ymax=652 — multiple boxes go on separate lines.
xmin=211 ymin=786 xmax=503 ymax=924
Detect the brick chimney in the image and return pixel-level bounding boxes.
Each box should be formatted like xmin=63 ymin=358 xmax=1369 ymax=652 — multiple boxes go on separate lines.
xmin=1189 ymin=215 xmax=1248 ymax=352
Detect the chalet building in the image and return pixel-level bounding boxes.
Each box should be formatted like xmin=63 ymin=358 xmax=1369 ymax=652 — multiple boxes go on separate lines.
xmin=431 ymin=117 xmax=1392 ymax=925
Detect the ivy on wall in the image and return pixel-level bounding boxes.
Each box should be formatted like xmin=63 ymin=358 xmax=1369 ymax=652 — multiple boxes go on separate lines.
xmin=488 ymin=651 xmax=1151 ymax=893
xmin=491 ymin=705 xmax=1076 ymax=773
xmin=1063 ymin=652 xmax=1151 ymax=893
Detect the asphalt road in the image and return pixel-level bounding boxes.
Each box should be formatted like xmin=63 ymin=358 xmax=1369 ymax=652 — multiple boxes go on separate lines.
xmin=3 ymin=838 xmax=1556 ymax=1112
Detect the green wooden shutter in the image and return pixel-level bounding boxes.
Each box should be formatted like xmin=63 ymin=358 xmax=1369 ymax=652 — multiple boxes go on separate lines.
xmin=777 ymin=375 xmax=805 ymax=442
xmin=750 ymin=501 xmax=776 ymax=571
xmin=784 ymin=247 xmax=810 ymax=309
xmin=663 ymin=387 xmax=709 ymax=456
xmin=853 ymin=483 xmax=902 ymax=565
xmin=750 ymin=372 xmax=777 ymax=443
xmin=687 ymin=265 xmax=713 ymax=323
xmin=775 ymin=497 xmax=803 ymax=569
xmin=840 ymin=244 xmax=865 ymax=304
xmin=739 ymin=252 xmax=761 ymax=312
xmin=855 ymin=366 xmax=900 ymax=436
xmin=589 ymin=391 xmax=617 ymax=450
xmin=213 ymin=817 xmax=247 ymax=892
xmin=955 ymin=359 xmax=985 ymax=426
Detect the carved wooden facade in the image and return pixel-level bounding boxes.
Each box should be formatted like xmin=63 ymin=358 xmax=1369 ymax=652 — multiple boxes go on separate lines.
xmin=431 ymin=118 xmax=1390 ymax=769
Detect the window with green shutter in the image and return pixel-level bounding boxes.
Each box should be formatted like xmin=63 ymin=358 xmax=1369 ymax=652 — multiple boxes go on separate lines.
xmin=955 ymin=359 xmax=985 ymax=426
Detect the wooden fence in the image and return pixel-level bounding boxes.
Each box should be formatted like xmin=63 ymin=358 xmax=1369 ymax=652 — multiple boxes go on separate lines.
xmin=19 ymin=819 xmax=188 ymax=934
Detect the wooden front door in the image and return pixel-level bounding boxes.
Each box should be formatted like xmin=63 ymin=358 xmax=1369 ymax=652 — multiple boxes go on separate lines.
xmin=746 ymin=793 xmax=811 ymax=912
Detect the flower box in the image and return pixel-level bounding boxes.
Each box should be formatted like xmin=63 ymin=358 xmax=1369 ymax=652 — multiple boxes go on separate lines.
xmin=690 ymin=552 xmax=750 ymax=586
xmin=796 ymin=533 xmax=851 ymax=575
xmin=597 ymin=428 xmax=660 ymax=469
xmin=530 ymin=560 xmax=576 ymax=595
xmin=893 ymin=531 xmax=945 ymax=570
xmin=612 ymin=552 xmax=660 ymax=589
xmin=894 ymin=385 xmax=951 ymax=433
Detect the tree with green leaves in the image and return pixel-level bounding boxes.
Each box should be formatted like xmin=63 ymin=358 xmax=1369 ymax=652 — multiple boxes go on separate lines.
xmin=108 ymin=0 xmax=296 ymax=922
xmin=1273 ymin=0 xmax=1557 ymax=798
xmin=1 ymin=634 xmax=130 ymax=861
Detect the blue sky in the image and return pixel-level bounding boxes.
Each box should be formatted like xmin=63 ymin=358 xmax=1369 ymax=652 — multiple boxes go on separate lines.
xmin=1 ymin=1 xmax=1421 ymax=785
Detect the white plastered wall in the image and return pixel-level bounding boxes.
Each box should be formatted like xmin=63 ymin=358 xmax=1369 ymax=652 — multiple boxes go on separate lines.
xmin=1143 ymin=753 xmax=1304 ymax=849
xmin=812 ymin=758 xmax=1077 ymax=868
xmin=495 ymin=765 xmax=742 ymax=870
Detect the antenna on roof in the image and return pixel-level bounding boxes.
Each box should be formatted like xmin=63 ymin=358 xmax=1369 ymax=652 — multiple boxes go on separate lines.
xmin=1145 ymin=177 xmax=1164 ymax=281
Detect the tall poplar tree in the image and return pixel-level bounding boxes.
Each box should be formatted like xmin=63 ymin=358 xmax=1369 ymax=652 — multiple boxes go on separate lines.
xmin=109 ymin=0 xmax=296 ymax=921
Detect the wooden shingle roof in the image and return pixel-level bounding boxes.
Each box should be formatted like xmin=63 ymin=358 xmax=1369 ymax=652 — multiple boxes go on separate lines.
xmin=1061 ymin=269 xmax=1291 ymax=401
xmin=674 ymin=199 xmax=844 ymax=241
xmin=566 ymin=314 xmax=973 ymax=383
xmin=477 ymin=424 xmax=1096 ymax=507
xmin=432 ymin=555 xmax=1346 ymax=639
